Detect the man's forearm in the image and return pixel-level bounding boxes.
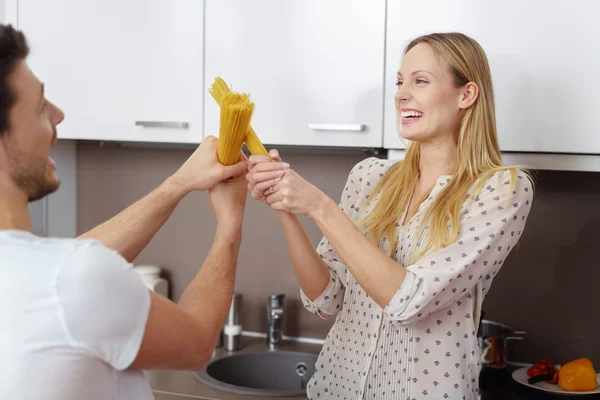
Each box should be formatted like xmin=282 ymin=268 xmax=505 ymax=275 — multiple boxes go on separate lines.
xmin=78 ymin=176 xmax=189 ymax=262
xmin=178 ymin=225 xmax=242 ymax=346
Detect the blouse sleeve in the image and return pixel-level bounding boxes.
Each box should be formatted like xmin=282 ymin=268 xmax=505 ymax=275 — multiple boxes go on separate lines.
xmin=383 ymin=170 xmax=533 ymax=325
xmin=301 ymin=157 xmax=384 ymax=318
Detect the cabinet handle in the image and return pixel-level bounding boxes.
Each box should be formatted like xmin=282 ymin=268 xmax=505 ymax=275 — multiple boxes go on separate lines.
xmin=308 ymin=123 xmax=365 ymax=131
xmin=135 ymin=121 xmax=189 ymax=129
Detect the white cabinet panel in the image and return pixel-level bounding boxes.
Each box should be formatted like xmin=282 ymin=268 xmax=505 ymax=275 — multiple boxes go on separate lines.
xmin=204 ymin=0 xmax=385 ymax=148
xmin=19 ymin=0 xmax=204 ymax=143
xmin=385 ymin=0 xmax=600 ymax=154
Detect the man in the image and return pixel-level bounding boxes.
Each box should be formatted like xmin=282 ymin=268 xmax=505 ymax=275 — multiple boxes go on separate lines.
xmin=0 ymin=24 xmax=248 ymax=399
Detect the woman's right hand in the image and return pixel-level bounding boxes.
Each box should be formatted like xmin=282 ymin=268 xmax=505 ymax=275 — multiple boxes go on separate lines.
xmin=246 ymin=149 xmax=289 ymax=203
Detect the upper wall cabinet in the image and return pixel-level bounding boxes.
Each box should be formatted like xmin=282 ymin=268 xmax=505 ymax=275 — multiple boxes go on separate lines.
xmin=384 ymin=0 xmax=600 ymax=154
xmin=204 ymin=0 xmax=386 ymax=148
xmin=17 ymin=0 xmax=204 ymax=143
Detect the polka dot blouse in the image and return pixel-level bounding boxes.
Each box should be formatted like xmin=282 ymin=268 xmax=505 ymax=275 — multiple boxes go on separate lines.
xmin=301 ymin=157 xmax=533 ymax=400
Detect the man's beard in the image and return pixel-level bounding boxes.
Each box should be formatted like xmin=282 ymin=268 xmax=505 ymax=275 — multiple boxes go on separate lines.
xmin=11 ymin=154 xmax=60 ymax=202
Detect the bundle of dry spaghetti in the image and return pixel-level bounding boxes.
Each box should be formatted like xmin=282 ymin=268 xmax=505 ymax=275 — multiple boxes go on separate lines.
xmin=216 ymin=92 xmax=255 ymax=165
xmin=209 ymin=77 xmax=269 ymax=158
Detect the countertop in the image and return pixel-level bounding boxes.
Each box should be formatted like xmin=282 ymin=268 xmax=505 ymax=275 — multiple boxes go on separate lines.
xmin=146 ymin=337 xmax=600 ymax=400
xmin=146 ymin=337 xmax=314 ymax=400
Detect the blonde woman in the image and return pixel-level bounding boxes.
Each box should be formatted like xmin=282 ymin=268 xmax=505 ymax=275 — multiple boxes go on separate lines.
xmin=247 ymin=32 xmax=533 ymax=400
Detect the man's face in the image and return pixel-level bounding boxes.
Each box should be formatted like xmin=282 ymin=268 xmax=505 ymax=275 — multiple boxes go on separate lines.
xmin=0 ymin=60 xmax=64 ymax=202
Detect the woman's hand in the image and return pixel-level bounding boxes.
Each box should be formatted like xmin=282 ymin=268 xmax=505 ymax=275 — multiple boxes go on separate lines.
xmin=246 ymin=149 xmax=288 ymax=203
xmin=266 ymin=169 xmax=331 ymax=219
xmin=247 ymin=149 xmax=331 ymax=219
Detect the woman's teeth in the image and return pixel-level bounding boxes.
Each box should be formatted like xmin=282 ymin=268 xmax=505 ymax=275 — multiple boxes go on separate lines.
xmin=402 ymin=110 xmax=423 ymax=119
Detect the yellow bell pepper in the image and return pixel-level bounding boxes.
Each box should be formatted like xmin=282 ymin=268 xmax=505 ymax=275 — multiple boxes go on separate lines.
xmin=559 ymin=358 xmax=598 ymax=392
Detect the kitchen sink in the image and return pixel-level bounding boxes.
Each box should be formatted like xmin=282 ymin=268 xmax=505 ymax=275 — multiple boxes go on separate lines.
xmin=194 ymin=350 xmax=318 ymax=397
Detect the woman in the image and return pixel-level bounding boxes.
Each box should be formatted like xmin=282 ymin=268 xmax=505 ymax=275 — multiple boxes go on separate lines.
xmin=247 ymin=32 xmax=533 ymax=400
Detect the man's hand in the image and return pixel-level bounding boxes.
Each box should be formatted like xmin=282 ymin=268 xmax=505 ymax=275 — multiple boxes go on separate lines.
xmin=209 ymin=172 xmax=248 ymax=235
xmin=172 ymin=136 xmax=248 ymax=194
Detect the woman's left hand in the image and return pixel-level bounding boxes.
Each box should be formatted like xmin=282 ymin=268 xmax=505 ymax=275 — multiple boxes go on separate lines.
xmin=265 ymin=169 xmax=330 ymax=218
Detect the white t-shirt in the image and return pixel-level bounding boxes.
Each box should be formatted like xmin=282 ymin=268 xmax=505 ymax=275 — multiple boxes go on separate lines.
xmin=0 ymin=230 xmax=153 ymax=400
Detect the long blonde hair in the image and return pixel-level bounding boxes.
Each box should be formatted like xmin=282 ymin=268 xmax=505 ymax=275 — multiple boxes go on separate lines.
xmin=359 ymin=32 xmax=523 ymax=261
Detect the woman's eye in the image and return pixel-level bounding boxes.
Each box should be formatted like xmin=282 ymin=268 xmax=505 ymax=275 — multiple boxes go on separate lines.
xmin=396 ymin=80 xmax=403 ymax=86
xmin=416 ymin=78 xmax=428 ymax=84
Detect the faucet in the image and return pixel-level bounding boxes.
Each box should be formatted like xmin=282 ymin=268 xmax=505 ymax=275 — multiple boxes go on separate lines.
xmin=267 ymin=294 xmax=285 ymax=349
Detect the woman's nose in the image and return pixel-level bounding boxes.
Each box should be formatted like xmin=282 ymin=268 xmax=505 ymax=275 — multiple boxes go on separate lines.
xmin=394 ymin=86 xmax=411 ymax=104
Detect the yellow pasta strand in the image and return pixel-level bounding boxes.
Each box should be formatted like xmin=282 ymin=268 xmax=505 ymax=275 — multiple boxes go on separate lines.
xmin=244 ymin=129 xmax=269 ymax=155
xmin=208 ymin=77 xmax=269 ymax=156
xmin=217 ymin=92 xmax=255 ymax=165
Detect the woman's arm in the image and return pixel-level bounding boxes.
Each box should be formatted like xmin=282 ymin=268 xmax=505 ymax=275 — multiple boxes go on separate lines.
xmin=260 ymin=160 xmax=407 ymax=309
xmin=265 ymin=162 xmax=533 ymax=317
xmin=247 ymin=156 xmax=380 ymax=317
xmin=311 ymin=195 xmax=408 ymax=309
xmin=276 ymin=212 xmax=331 ymax=301
xmin=378 ymin=171 xmax=533 ymax=325
xmin=277 ymin=212 xmax=347 ymax=318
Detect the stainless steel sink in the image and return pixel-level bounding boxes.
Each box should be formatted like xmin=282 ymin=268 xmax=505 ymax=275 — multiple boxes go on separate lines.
xmin=194 ymin=350 xmax=318 ymax=397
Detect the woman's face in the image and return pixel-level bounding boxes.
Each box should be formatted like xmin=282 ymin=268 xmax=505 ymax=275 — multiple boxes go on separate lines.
xmin=394 ymin=43 xmax=472 ymax=145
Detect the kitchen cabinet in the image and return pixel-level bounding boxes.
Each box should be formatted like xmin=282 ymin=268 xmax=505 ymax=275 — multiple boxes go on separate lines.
xmin=16 ymin=0 xmax=204 ymax=143
xmin=384 ymin=0 xmax=600 ymax=155
xmin=7 ymin=0 xmax=600 ymax=171
xmin=204 ymin=0 xmax=386 ymax=148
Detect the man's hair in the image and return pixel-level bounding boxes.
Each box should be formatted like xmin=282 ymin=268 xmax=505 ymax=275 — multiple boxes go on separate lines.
xmin=0 ymin=24 xmax=30 ymax=135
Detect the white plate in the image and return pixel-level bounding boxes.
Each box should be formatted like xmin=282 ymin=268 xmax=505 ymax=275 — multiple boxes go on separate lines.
xmin=512 ymin=367 xmax=600 ymax=395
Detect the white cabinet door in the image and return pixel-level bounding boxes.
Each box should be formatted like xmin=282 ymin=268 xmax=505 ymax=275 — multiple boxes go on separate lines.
xmin=204 ymin=0 xmax=385 ymax=148
xmin=18 ymin=0 xmax=204 ymax=143
xmin=384 ymin=0 xmax=600 ymax=154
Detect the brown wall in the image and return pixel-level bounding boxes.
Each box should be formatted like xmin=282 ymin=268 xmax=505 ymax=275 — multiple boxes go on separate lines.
xmin=77 ymin=142 xmax=600 ymax=365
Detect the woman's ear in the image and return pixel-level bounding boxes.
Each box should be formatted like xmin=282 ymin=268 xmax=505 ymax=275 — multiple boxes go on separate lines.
xmin=459 ymin=82 xmax=478 ymax=109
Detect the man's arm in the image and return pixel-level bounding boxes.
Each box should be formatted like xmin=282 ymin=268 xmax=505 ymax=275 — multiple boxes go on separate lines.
xmin=130 ymin=226 xmax=242 ymax=370
xmin=130 ymin=172 xmax=248 ymax=370
xmin=77 ymin=136 xmax=247 ymax=262
xmin=77 ymin=177 xmax=187 ymax=263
